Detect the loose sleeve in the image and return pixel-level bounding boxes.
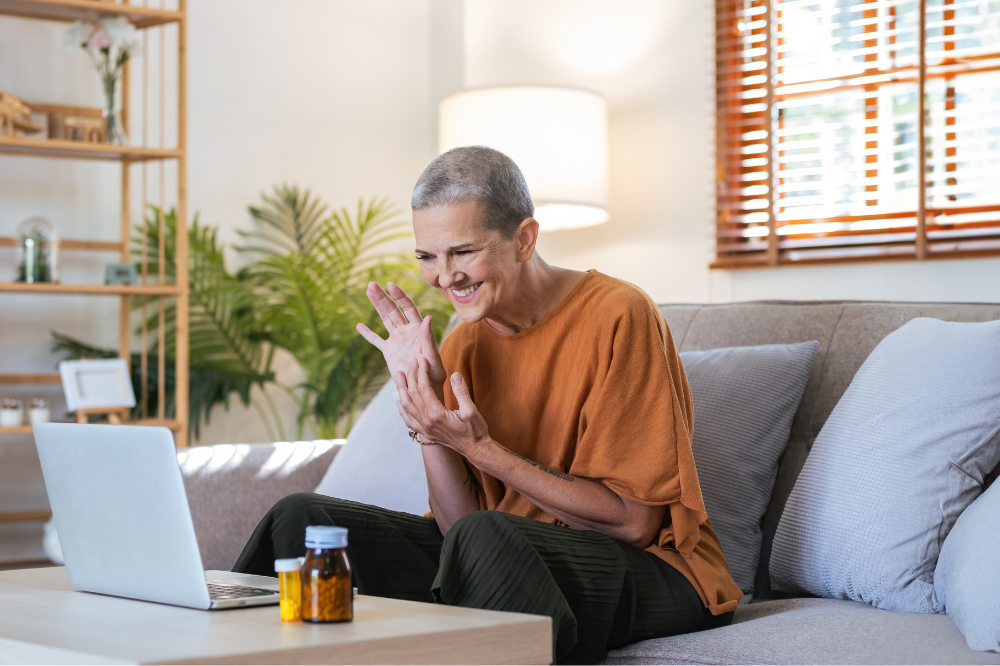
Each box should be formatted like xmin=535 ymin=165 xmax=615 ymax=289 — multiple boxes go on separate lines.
xmin=568 ymin=295 xmax=710 ymax=557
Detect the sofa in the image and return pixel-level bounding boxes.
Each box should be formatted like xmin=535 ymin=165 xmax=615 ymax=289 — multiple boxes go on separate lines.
xmin=178 ymin=300 xmax=1000 ymax=665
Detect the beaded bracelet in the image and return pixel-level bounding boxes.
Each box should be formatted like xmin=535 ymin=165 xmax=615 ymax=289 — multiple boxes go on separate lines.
xmin=408 ymin=429 xmax=436 ymax=446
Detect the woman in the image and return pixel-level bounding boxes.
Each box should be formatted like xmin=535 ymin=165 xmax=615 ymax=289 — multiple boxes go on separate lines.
xmin=234 ymin=146 xmax=742 ymax=664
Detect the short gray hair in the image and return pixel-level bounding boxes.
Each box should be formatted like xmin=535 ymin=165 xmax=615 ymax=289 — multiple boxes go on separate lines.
xmin=411 ymin=146 xmax=534 ymax=239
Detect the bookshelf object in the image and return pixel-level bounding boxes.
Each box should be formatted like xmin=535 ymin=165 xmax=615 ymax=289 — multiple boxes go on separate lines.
xmin=0 ymin=0 xmax=190 ymax=527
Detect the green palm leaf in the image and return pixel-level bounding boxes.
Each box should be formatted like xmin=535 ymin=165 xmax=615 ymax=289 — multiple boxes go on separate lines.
xmin=239 ymin=187 xmax=452 ymax=438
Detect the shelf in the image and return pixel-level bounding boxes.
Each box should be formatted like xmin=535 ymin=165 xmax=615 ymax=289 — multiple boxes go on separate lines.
xmin=0 ymin=135 xmax=182 ymax=162
xmin=0 ymin=282 xmax=178 ymax=295
xmin=0 ymin=0 xmax=182 ymax=29
xmin=0 ymin=237 xmax=122 ymax=252
xmin=0 ymin=420 xmax=182 ymax=433
xmin=0 ymin=425 xmax=34 ymax=434
xmin=0 ymin=510 xmax=51 ymax=524
xmin=0 ymin=373 xmax=61 ymax=384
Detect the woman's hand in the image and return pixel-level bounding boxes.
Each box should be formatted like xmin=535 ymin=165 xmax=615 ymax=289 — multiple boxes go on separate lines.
xmin=395 ymin=357 xmax=489 ymax=457
xmin=356 ymin=282 xmax=447 ymax=399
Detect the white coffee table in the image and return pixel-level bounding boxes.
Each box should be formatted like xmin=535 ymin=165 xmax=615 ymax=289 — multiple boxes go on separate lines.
xmin=0 ymin=567 xmax=551 ymax=664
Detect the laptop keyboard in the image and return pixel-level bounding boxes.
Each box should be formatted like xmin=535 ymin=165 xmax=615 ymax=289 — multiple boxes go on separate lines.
xmin=208 ymin=582 xmax=279 ymax=600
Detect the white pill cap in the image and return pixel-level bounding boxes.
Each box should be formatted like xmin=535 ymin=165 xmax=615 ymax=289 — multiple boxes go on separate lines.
xmin=305 ymin=525 xmax=348 ymax=549
xmin=274 ymin=558 xmax=301 ymax=573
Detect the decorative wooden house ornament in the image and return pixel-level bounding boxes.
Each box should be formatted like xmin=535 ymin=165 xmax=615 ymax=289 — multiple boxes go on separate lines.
xmin=0 ymin=91 xmax=43 ymax=137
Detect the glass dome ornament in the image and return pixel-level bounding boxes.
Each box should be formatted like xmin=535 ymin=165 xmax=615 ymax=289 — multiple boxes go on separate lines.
xmin=16 ymin=217 xmax=60 ymax=284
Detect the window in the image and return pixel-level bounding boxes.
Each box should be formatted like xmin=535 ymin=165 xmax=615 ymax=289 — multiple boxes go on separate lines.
xmin=714 ymin=0 xmax=1000 ymax=267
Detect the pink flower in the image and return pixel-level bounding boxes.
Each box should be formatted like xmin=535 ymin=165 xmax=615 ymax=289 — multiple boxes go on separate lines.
xmin=86 ymin=28 xmax=112 ymax=51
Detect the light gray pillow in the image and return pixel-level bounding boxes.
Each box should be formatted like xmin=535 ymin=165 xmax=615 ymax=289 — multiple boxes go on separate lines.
xmin=934 ymin=477 xmax=1000 ymax=652
xmin=771 ymin=318 xmax=1000 ymax=613
xmin=681 ymin=341 xmax=818 ymax=596
xmin=313 ymin=380 xmax=430 ymax=515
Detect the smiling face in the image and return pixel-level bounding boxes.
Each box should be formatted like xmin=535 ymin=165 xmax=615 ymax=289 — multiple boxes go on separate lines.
xmin=413 ymin=200 xmax=533 ymax=324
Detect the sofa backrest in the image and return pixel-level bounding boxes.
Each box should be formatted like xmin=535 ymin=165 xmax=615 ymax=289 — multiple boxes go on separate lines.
xmin=658 ymin=300 xmax=1000 ymax=599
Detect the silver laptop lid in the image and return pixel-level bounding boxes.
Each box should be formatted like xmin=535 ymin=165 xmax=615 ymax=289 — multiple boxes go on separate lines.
xmin=33 ymin=423 xmax=212 ymax=610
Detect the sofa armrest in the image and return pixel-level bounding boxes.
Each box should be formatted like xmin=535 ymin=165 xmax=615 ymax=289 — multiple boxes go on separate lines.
xmin=178 ymin=441 xmax=341 ymax=570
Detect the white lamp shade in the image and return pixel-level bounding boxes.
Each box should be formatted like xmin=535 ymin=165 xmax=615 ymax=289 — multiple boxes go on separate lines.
xmin=439 ymin=87 xmax=609 ymax=232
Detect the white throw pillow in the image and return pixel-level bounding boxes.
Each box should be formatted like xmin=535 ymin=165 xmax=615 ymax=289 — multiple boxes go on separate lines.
xmin=934 ymin=479 xmax=1000 ymax=652
xmin=313 ymin=381 xmax=429 ymax=515
xmin=770 ymin=318 xmax=1000 ymax=613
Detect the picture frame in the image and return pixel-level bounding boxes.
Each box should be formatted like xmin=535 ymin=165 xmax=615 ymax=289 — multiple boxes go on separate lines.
xmin=104 ymin=263 xmax=137 ymax=286
xmin=59 ymin=359 xmax=136 ymax=413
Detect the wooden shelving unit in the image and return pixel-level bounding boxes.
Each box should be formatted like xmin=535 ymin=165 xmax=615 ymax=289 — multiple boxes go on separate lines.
xmin=0 ymin=0 xmax=190 ymax=526
xmin=0 ymin=135 xmax=182 ymax=161
xmin=0 ymin=282 xmax=181 ymax=295
xmin=0 ymin=0 xmax=180 ymax=27
xmin=0 ymin=510 xmax=52 ymax=524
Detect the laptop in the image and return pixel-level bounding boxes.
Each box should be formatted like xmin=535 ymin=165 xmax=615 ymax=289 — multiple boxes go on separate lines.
xmin=33 ymin=422 xmax=281 ymax=610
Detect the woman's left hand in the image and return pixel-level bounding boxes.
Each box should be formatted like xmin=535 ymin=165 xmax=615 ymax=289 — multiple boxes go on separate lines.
xmin=395 ymin=357 xmax=489 ymax=457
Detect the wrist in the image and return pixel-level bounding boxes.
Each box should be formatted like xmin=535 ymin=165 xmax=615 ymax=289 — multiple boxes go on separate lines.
xmin=462 ymin=435 xmax=495 ymax=467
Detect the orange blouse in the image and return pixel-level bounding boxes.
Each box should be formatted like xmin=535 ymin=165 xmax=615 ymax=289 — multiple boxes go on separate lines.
xmin=440 ymin=270 xmax=742 ymax=615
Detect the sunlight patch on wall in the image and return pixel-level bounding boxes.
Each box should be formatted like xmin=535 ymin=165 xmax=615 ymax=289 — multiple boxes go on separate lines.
xmin=536 ymin=0 xmax=667 ymax=77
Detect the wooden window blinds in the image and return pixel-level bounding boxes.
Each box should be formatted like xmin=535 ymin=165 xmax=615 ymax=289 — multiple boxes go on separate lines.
xmin=715 ymin=0 xmax=1000 ymax=267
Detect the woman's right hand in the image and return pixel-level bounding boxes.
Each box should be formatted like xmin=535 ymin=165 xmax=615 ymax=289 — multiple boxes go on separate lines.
xmin=356 ymin=282 xmax=447 ymax=400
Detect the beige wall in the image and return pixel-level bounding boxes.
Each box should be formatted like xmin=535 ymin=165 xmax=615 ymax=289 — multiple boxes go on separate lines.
xmin=463 ymin=0 xmax=1000 ymax=305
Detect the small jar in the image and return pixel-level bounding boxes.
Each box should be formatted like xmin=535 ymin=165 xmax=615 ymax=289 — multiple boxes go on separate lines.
xmin=0 ymin=398 xmax=21 ymax=427
xmin=301 ymin=526 xmax=352 ymax=623
xmin=274 ymin=558 xmax=302 ymax=622
xmin=29 ymin=397 xmax=50 ymax=424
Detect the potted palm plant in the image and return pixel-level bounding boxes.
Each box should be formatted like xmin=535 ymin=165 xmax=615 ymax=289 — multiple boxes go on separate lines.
xmin=54 ymin=184 xmax=451 ymax=442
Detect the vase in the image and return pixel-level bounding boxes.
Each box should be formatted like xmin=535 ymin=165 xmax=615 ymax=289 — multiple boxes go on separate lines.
xmin=102 ymin=74 xmax=127 ymax=145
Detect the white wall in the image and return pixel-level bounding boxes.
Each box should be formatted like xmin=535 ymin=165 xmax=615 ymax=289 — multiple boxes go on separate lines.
xmin=187 ymin=0 xmax=436 ymax=446
xmin=462 ymin=0 xmax=1000 ymax=305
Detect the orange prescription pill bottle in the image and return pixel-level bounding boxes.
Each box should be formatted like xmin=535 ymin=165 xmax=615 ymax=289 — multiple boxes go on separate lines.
xmin=301 ymin=526 xmax=352 ymax=623
xmin=274 ymin=558 xmax=302 ymax=621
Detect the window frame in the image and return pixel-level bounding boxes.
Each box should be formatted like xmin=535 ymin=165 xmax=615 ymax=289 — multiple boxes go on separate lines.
xmin=714 ymin=0 xmax=1000 ymax=268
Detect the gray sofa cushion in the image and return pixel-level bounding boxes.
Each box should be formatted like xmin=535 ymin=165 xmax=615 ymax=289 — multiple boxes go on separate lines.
xmin=179 ymin=441 xmax=339 ymax=570
xmin=681 ymin=342 xmax=818 ymax=596
xmin=603 ymin=598 xmax=1000 ymax=665
xmin=935 ymin=479 xmax=1000 ymax=652
xmin=770 ymin=318 xmax=1000 ymax=613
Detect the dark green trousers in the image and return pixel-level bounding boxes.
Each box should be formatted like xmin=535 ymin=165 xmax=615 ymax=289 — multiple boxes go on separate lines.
xmin=233 ymin=494 xmax=732 ymax=664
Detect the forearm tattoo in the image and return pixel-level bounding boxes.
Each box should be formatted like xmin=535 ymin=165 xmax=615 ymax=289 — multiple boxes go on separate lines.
xmin=504 ymin=448 xmax=575 ymax=482
xmin=462 ymin=461 xmax=485 ymax=505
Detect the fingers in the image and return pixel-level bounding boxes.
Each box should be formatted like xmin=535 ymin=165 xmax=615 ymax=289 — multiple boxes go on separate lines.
xmin=367 ymin=282 xmax=407 ymax=330
xmin=391 ymin=369 xmax=409 ymax=397
xmin=416 ymin=357 xmax=433 ymax=394
xmin=451 ymin=372 xmax=476 ymax=418
xmin=387 ymin=282 xmax=422 ymax=324
xmin=356 ymin=322 xmax=386 ymax=351
xmin=420 ymin=315 xmax=437 ymax=349
xmin=405 ymin=358 xmax=420 ymax=398
xmin=395 ymin=399 xmax=422 ymax=432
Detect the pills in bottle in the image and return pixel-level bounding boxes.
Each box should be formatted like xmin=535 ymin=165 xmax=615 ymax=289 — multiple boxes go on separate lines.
xmin=274 ymin=558 xmax=302 ymax=622
xmin=301 ymin=526 xmax=352 ymax=623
